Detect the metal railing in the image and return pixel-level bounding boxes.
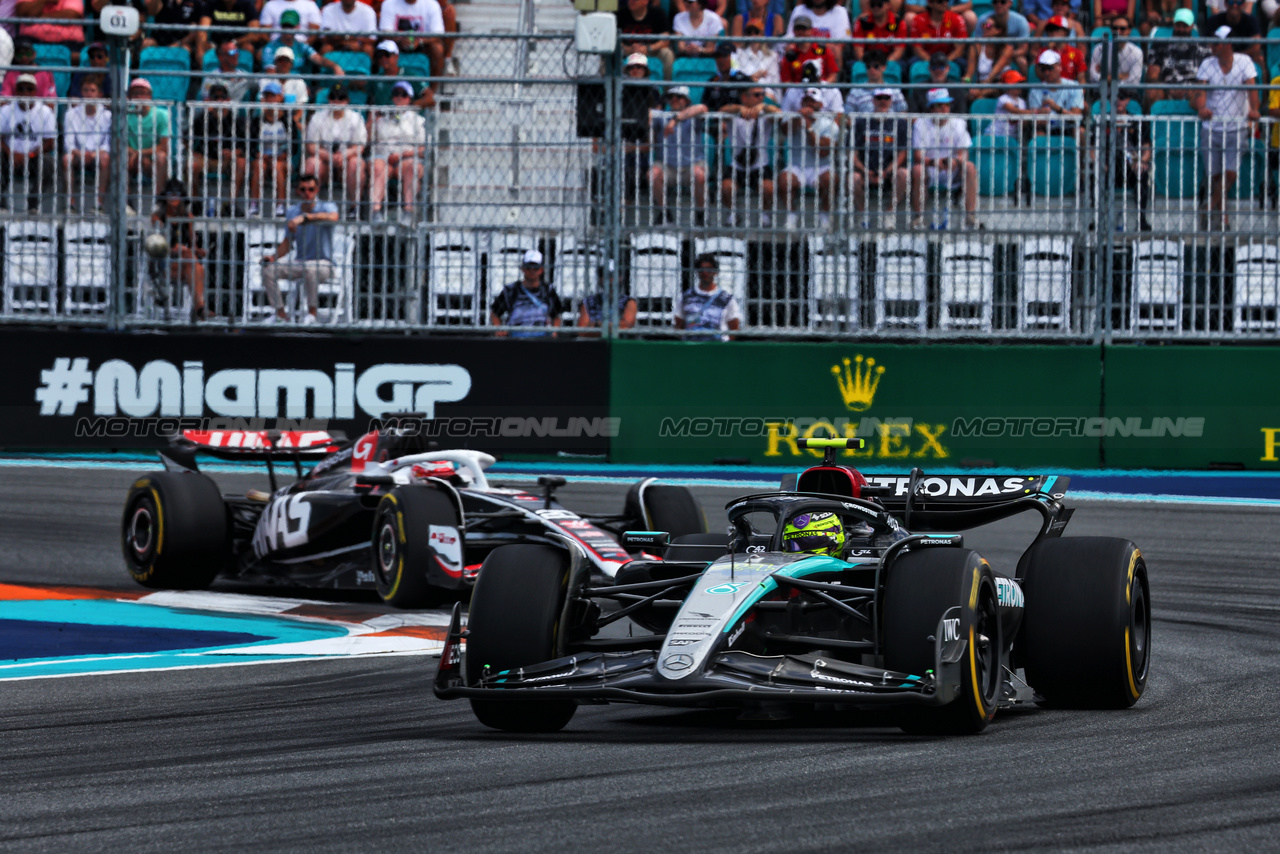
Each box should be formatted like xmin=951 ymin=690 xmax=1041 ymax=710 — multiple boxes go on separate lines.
xmin=1 ymin=24 xmax=1279 ymax=339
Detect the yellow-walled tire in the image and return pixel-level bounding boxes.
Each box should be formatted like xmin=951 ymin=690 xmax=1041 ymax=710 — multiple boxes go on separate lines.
xmin=372 ymin=486 xmax=462 ymax=609
xmin=121 ymin=472 xmax=228 ymax=589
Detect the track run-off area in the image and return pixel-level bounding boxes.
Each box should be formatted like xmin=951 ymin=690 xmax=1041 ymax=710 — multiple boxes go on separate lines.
xmin=2 ymin=459 xmax=1279 ymax=852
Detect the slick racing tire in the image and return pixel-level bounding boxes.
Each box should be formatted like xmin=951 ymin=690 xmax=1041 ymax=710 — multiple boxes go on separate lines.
xmin=121 ymin=471 xmax=229 ymax=589
xmin=625 ymin=480 xmax=707 ymax=539
xmin=465 ymin=544 xmax=577 ymax=733
xmin=1021 ymin=538 xmax=1150 ymax=709
xmin=883 ymin=548 xmax=1002 ymax=735
xmin=372 ymin=486 xmax=462 ymax=609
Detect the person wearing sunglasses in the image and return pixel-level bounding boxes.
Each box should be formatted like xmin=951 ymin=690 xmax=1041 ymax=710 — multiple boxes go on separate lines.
xmin=260 ymin=174 xmax=340 ymax=324
xmin=0 ymin=73 xmax=56 ymax=213
xmin=490 ymin=249 xmax=565 ymax=338
xmin=1089 ymin=16 xmax=1144 ymax=85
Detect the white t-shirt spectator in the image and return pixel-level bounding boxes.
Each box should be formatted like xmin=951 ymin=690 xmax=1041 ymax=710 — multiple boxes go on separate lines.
xmin=279 ymin=76 xmax=309 ymax=103
xmin=786 ymin=113 xmax=838 ymax=171
xmin=781 ymin=87 xmax=844 ymax=113
xmin=261 ymin=0 xmax=322 ymax=30
xmin=786 ymin=3 xmax=851 ymax=39
xmin=912 ymin=115 xmax=971 ymax=186
xmin=671 ymin=9 xmax=725 ymax=49
xmin=320 ymin=0 xmax=377 ymax=34
xmin=371 ymin=109 xmax=427 ymax=157
xmin=990 ymin=94 xmax=1026 ymax=137
xmin=306 ymin=108 xmax=368 ymax=148
xmin=733 ymin=45 xmax=781 ymax=101
xmin=1089 ymin=41 xmax=1144 ymax=85
xmin=378 ymin=0 xmax=445 ymax=36
xmin=0 ymin=102 xmax=57 ymax=154
xmin=63 ymin=104 xmax=112 ymax=152
xmin=1196 ymin=54 xmax=1256 ymax=132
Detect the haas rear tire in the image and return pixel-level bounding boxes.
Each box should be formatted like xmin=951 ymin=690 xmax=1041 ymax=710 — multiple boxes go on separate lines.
xmin=1021 ymin=537 xmax=1150 ymax=709
xmin=122 ymin=472 xmax=229 ymax=589
xmin=465 ymin=544 xmax=577 ymax=733
xmin=625 ymin=481 xmax=707 ymax=538
xmin=884 ymin=548 xmax=1002 ymax=735
xmin=372 ymin=487 xmax=462 ymax=609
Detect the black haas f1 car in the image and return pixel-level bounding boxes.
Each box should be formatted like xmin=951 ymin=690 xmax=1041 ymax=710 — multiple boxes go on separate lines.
xmin=121 ymin=426 xmax=706 ymax=607
xmin=435 ymin=438 xmax=1151 ymax=735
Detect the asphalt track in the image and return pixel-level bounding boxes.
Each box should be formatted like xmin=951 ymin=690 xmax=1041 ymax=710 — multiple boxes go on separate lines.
xmin=2 ymin=466 xmax=1280 ymax=852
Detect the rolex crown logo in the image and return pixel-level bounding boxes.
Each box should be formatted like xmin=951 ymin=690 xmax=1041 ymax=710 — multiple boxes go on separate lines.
xmin=831 ymin=355 xmax=885 ymax=412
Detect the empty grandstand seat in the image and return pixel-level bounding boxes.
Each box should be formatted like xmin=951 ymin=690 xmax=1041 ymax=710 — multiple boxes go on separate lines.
xmin=872 ymin=234 xmax=927 ymax=331
xmin=693 ymin=236 xmax=747 ymax=303
xmin=671 ymin=57 xmax=717 ymax=105
xmin=140 ymin=46 xmax=194 ymax=104
xmin=1153 ymin=114 xmax=1201 ymax=198
xmin=1269 ymin=37 xmax=1280 ymax=73
xmin=807 ymin=235 xmax=859 ymax=331
xmin=63 ymin=220 xmax=112 ymax=315
xmin=2 ymin=220 xmax=58 ymax=316
xmin=629 ymin=231 xmax=682 ymax=325
xmin=398 ymin=53 xmax=432 ymax=81
xmin=32 ymin=43 xmax=71 ymax=96
xmin=938 ymin=238 xmax=994 ymax=331
xmin=241 ymin=224 xmax=286 ymax=322
xmin=1091 ymin=97 xmax=1143 ymax=115
xmin=327 ymin=51 xmax=372 ymax=78
xmin=1018 ymin=236 xmax=1073 ymax=330
xmin=1130 ymin=239 xmax=1184 ymax=331
xmin=975 ymin=134 xmax=1017 ymax=196
xmin=1029 ymin=135 xmax=1078 ymax=197
xmin=969 ymin=97 xmax=998 ymax=136
xmin=428 ymin=229 xmax=482 ymax=324
xmin=1233 ymin=242 xmax=1280 ymax=332
xmin=647 ymin=56 xmax=664 ymax=79
xmin=1230 ymin=134 xmax=1263 ymax=200
xmin=1150 ymin=99 xmax=1195 ymax=116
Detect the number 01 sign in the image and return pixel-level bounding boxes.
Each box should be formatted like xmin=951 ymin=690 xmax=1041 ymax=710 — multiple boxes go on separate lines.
xmin=99 ymin=5 xmax=140 ymax=37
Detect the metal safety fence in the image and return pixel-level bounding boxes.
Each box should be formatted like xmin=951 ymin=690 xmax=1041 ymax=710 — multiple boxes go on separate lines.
xmin=1 ymin=24 xmax=1280 ymax=339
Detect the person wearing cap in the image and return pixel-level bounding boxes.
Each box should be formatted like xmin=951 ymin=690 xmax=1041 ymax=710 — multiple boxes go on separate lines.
xmin=1089 ymin=87 xmax=1153 ymax=230
xmin=63 ymin=76 xmax=111 ymax=212
xmin=1035 ymin=0 xmax=1085 ymax=38
xmin=965 ymin=15 xmax=1014 ymax=100
xmin=1089 ymin=16 xmax=1144 ymax=85
xmin=673 ymin=253 xmax=741 ymax=340
xmin=910 ymin=88 xmax=979 ymax=229
xmin=909 ymin=0 xmax=968 ymax=69
xmin=145 ymin=0 xmax=203 ymax=56
xmin=0 ymin=72 xmax=55 ymax=213
xmin=1203 ymin=0 xmax=1262 ymax=65
xmin=369 ymin=80 xmax=427 ymax=223
xmin=1193 ymin=27 xmax=1259 ymax=228
xmin=781 ymin=17 xmax=838 ymax=84
xmin=619 ymin=53 xmax=661 ymax=206
xmin=150 ymin=178 xmax=211 ymax=320
xmin=845 ymin=50 xmax=906 ymax=113
xmin=851 ymin=0 xmax=906 ymax=67
xmin=1146 ymin=7 xmax=1211 ymax=105
xmin=618 ymin=0 xmax=674 ymax=81
xmin=786 ymin=0 xmax=852 ymax=71
xmin=987 ymin=68 xmax=1032 ymax=138
xmin=247 ymin=82 xmax=295 ymax=217
xmin=260 ymin=0 xmax=323 ymax=39
xmin=260 ymin=173 xmax=339 ymax=323
xmin=851 ymin=86 xmax=910 ymax=222
xmin=0 ymin=38 xmax=55 ymax=102
xmin=976 ymin=0 xmax=1030 ymax=71
xmin=781 ymin=63 xmax=844 ymax=112
xmin=266 ymin=45 xmax=311 ymax=105
xmin=909 ymin=51 xmax=969 ymax=113
xmin=1092 ymin=0 xmax=1135 ymax=29
xmin=303 ymin=82 xmax=367 ymax=219
xmin=672 ymin=0 xmax=726 ymax=57
xmin=197 ymin=0 xmax=260 ymax=61
xmin=16 ymin=0 xmax=86 ymax=55
xmin=1028 ymin=49 xmax=1084 ymax=134
xmin=1024 ymin=0 xmax=1081 ymax=31
xmin=732 ymin=22 xmax=781 ymax=103
xmin=780 ymin=87 xmax=836 ymax=230
xmin=371 ymin=40 xmax=436 ymax=108
xmin=489 ymin=249 xmax=566 ymax=337
xmin=126 ymin=78 xmax=171 ymax=190
xmin=1034 ymin=17 xmax=1085 ymax=82
xmin=719 ymin=83 xmax=779 ymax=225
xmin=198 ymin=39 xmax=255 ymax=102
xmin=263 ymin=10 xmax=346 ymax=76
xmin=648 ymin=85 xmax=710 ymax=225
xmin=189 ymin=82 xmax=248 ymax=216
xmin=378 ymin=0 xmax=446 ymax=84
xmin=69 ymin=41 xmax=112 ymax=99
xmin=320 ymin=0 xmax=378 ymax=58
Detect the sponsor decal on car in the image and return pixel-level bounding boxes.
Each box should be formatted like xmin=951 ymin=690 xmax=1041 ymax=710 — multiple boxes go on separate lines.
xmin=705 ymin=582 xmax=750 ymax=595
xmin=996 ymin=577 xmax=1024 ymax=609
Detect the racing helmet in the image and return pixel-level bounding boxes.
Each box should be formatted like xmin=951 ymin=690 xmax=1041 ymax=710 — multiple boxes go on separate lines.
xmin=782 ymin=511 xmax=845 ymax=557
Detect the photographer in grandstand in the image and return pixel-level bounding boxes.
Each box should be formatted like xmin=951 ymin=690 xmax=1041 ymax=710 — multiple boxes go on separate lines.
xmin=490 ymin=249 xmax=565 ymax=337
xmin=673 ymin=253 xmax=741 ymax=341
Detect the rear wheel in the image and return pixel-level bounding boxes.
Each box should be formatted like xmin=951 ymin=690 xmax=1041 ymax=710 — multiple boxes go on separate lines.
xmin=372 ymin=486 xmax=462 ymax=609
xmin=121 ymin=472 xmax=228 ymax=589
xmin=883 ymin=548 xmax=1001 ymax=735
xmin=1021 ymin=538 xmax=1150 ymax=709
xmin=625 ymin=480 xmax=707 ymax=538
xmin=465 ymin=544 xmax=577 ymax=733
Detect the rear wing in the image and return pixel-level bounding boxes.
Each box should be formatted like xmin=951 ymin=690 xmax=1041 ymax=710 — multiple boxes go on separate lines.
xmin=869 ymin=474 xmax=1071 ymax=532
xmin=158 ymin=429 xmax=349 ymax=476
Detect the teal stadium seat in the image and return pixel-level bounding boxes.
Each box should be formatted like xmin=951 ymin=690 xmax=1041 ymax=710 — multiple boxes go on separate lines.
xmin=647 ymin=56 xmax=664 ymax=79
xmin=140 ymin=46 xmax=194 ymax=104
xmin=1268 ymin=38 xmax=1280 ymax=74
xmin=327 ymin=50 xmax=372 ymax=77
xmin=397 ymin=52 xmax=432 ymax=81
xmin=908 ymin=60 xmax=962 ymax=83
xmin=1091 ymin=97 xmax=1143 ymax=115
xmin=672 ymin=56 xmax=718 ymax=106
xmin=1230 ymin=136 xmax=1264 ymax=199
xmin=1029 ymin=135 xmax=1078 ymax=197
xmin=203 ymin=47 xmax=256 ymax=72
xmin=32 ymin=43 xmax=71 ymax=96
xmin=1151 ymin=26 xmax=1173 ymax=39
xmin=975 ymin=134 xmax=1018 ymax=196
xmin=1151 ymin=98 xmax=1195 ymax=116
xmin=1153 ymin=115 xmax=1201 ymax=198
xmin=969 ymin=97 xmax=998 ymax=135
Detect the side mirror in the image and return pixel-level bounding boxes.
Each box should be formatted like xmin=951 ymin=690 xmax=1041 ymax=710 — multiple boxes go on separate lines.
xmin=621 ymin=531 xmax=670 ymax=554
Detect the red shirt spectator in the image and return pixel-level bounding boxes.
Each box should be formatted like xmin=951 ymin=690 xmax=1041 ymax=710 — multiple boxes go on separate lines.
xmin=1035 ymin=44 xmax=1085 ymax=81
xmin=780 ymin=45 xmax=838 ymax=83
xmin=16 ymin=0 xmax=85 ymax=47
xmin=909 ymin=0 xmax=967 ymax=63
xmin=1 ymin=39 xmax=56 ymax=101
xmin=852 ymin=2 xmax=907 ymax=63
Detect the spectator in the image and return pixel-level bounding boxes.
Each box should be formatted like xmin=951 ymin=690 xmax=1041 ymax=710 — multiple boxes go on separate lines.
xmin=786 ymin=0 xmax=852 ymax=71
xmin=247 ymin=81 xmax=294 ymax=217
xmin=369 ymin=81 xmax=427 ymax=223
xmin=731 ymin=0 xmax=784 ymax=37
xmin=1090 ymin=16 xmax=1143 ymax=84
xmin=1205 ymin=0 xmax=1253 ymax=13
xmin=851 ymin=89 xmax=910 ymax=222
xmin=732 ymin=23 xmax=780 ymax=103
xmin=1204 ymin=0 xmax=1262 ymax=64
xmin=438 ymin=0 xmax=459 ymax=77
xmin=261 ymin=0 xmax=322 ymax=38
xmin=261 ymin=173 xmax=340 ymax=324
xmin=910 ymin=88 xmax=978 ymax=229
xmin=908 ymin=0 xmax=968 ymax=69
xmin=0 ymin=74 xmax=55 ymax=212
xmin=987 ymin=68 xmax=1032 ymax=137
xmin=126 ymin=78 xmax=171 ymax=190
xmin=303 ymin=82 xmax=366 ymax=218
xmin=780 ymin=88 xmax=836 ymax=230
xmin=189 ymin=82 xmax=247 ymax=214
xmin=719 ymin=84 xmax=778 ymax=225
xmin=69 ymin=40 xmax=110 ymax=98
xmin=1193 ymin=26 xmax=1259 ymax=229
xmin=673 ymin=253 xmax=741 ymax=340
xmin=1093 ymin=0 xmax=1136 ymax=28
xmin=621 ymin=53 xmax=660 ymax=205
xmin=0 ymin=38 xmax=55 ymax=101
xmin=1269 ymin=65 xmax=1280 ymax=210
xmin=1036 ymin=18 xmax=1086 ymax=83
xmin=578 ymin=292 xmax=638 ymax=330
xmin=1021 ymin=0 xmax=1055 ymax=29
xmin=1265 ymin=0 xmax=1280 ymax=31
xmin=198 ymin=40 xmax=255 ymax=101
xmin=371 ymin=41 xmax=435 ymax=107
xmin=265 ymin=46 xmax=310 ymax=104
xmin=701 ymin=43 xmax=743 ymax=112
xmin=649 ymin=85 xmax=709 ymax=225
xmin=845 ymin=51 xmax=907 ymax=112
xmin=319 ymin=0 xmax=377 ymax=58
xmin=852 ymin=0 xmax=907 ymax=68
xmin=1146 ymin=8 xmax=1211 ymax=105
xmin=1141 ymin=0 xmax=1188 ymax=35
xmin=617 ymin=0 xmax=674 ymax=81
xmin=965 ymin=17 xmax=1015 ymax=98
xmin=151 ymin=178 xmax=209 ymax=320
xmin=1038 ymin=0 xmax=1086 ymax=37
xmin=16 ymin=0 xmax=85 ymax=57
xmin=1028 ymin=50 xmax=1085 ymax=133
xmin=264 ymin=11 xmax=346 ymax=75
xmin=1091 ymin=88 xmax=1152 ymax=230
xmin=378 ymin=0 xmax=445 ymax=80
xmin=781 ymin=17 xmax=839 ymax=84
xmin=909 ymin=51 xmax=969 ymax=113
xmin=197 ymin=0 xmax=259 ymax=61
xmin=672 ymin=0 xmax=724 ymax=57
xmin=782 ymin=69 xmax=844 ymax=111
xmin=489 ymin=249 xmax=565 ymax=337
xmin=62 ymin=75 xmax=110 ymax=211
xmin=144 ymin=0 xmax=202 ymax=57
xmin=976 ymin=0 xmax=1029 ymax=72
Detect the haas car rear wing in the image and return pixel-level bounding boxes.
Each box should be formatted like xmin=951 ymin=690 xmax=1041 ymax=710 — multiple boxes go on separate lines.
xmin=158 ymin=430 xmax=349 ymax=483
